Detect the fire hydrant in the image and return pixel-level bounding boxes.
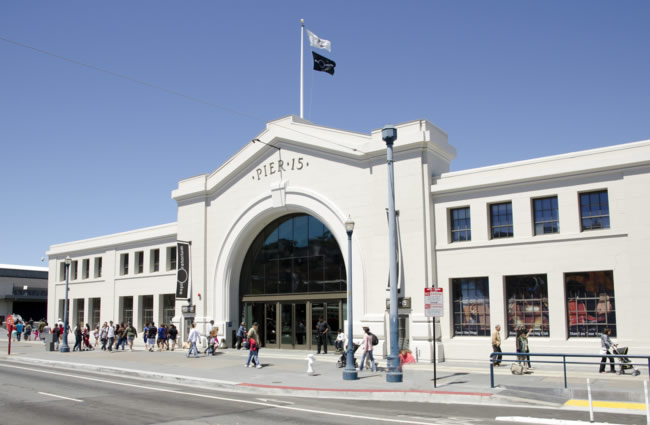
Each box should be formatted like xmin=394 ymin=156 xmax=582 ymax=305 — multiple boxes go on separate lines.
xmin=306 ymin=353 xmax=316 ymax=375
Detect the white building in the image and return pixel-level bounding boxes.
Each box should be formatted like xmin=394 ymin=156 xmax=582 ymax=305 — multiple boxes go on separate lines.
xmin=47 ymin=116 xmax=650 ymax=360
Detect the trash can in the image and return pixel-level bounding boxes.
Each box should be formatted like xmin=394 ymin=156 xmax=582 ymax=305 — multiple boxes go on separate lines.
xmin=44 ymin=332 xmax=56 ymax=352
xmin=231 ymin=330 xmax=236 ymax=348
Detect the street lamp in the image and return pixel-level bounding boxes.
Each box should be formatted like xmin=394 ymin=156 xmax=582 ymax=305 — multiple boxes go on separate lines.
xmin=383 ymin=125 xmax=403 ymax=383
xmin=60 ymin=256 xmax=72 ymax=353
xmin=342 ymin=216 xmax=357 ymax=380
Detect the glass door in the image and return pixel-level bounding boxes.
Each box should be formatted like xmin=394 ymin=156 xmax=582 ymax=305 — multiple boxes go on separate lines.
xmin=280 ymin=303 xmax=293 ymax=348
xmin=295 ymin=303 xmax=307 ymax=349
xmin=264 ymin=303 xmax=278 ymax=347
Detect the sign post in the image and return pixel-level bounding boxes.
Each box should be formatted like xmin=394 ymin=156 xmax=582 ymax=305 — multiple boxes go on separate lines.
xmin=6 ymin=315 xmax=15 ymax=355
xmin=424 ymin=288 xmax=443 ymax=388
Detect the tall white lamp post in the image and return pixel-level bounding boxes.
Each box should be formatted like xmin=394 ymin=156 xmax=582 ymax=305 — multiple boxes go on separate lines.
xmin=342 ymin=216 xmax=357 ymax=380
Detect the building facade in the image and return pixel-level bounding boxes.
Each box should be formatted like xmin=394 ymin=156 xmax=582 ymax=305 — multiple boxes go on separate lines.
xmin=47 ymin=116 xmax=650 ymax=360
xmin=1 ymin=264 xmax=48 ymax=324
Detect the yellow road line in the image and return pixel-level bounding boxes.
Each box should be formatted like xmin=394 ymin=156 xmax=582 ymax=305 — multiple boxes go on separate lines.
xmin=565 ymin=399 xmax=646 ymax=410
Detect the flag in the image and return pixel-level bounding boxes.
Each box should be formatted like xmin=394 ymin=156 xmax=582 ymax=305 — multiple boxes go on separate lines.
xmin=306 ymin=29 xmax=331 ymax=52
xmin=312 ymin=51 xmax=336 ymax=75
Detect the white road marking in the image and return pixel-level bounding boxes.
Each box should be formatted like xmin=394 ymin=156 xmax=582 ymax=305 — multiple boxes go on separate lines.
xmin=495 ymin=416 xmax=624 ymax=425
xmin=256 ymin=398 xmax=294 ymax=405
xmin=38 ymin=392 xmax=83 ymax=402
xmin=1 ymin=363 xmax=437 ymax=425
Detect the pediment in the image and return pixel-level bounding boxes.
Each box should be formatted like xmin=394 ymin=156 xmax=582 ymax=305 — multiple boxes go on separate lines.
xmin=172 ymin=115 xmax=454 ymax=201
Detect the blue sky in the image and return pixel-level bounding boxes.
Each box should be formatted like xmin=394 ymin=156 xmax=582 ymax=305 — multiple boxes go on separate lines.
xmin=1 ymin=1 xmax=649 ymax=267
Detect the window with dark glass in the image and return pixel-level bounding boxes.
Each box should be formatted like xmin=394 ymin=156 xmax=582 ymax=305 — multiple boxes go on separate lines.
xmin=490 ymin=202 xmax=513 ymax=239
xmin=580 ymin=190 xmax=610 ymax=231
xmin=167 ymin=246 xmax=177 ymax=271
xmin=452 ymin=277 xmax=490 ymax=336
xmin=150 ymin=249 xmax=160 ymax=273
xmin=450 ymin=207 xmax=471 ymax=242
xmin=71 ymin=260 xmax=78 ymax=280
xmin=240 ymin=214 xmax=346 ymax=296
xmin=506 ymin=274 xmax=550 ymax=337
xmin=533 ymin=196 xmax=559 ymax=235
xmin=94 ymin=257 xmax=102 ymax=278
xmin=566 ymin=271 xmax=616 ymax=337
xmin=120 ymin=253 xmax=129 ymax=275
xmin=135 ymin=251 xmax=144 ymax=274
xmin=82 ymin=259 xmax=90 ymax=279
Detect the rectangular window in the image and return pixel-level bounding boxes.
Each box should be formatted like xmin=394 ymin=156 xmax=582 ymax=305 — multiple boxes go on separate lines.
xmin=94 ymin=257 xmax=103 ymax=278
xmin=533 ymin=196 xmax=559 ymax=235
xmin=59 ymin=263 xmax=66 ymax=281
xmin=450 ymin=207 xmax=471 ymax=242
xmin=167 ymin=246 xmax=177 ymax=271
xmin=71 ymin=260 xmax=78 ymax=280
xmin=135 ymin=251 xmax=144 ymax=274
xmin=506 ymin=274 xmax=550 ymax=337
xmin=150 ymin=248 xmax=160 ymax=273
xmin=120 ymin=296 xmax=133 ymax=325
xmin=120 ymin=253 xmax=129 ymax=276
xmin=452 ymin=277 xmax=490 ymax=336
xmin=82 ymin=259 xmax=90 ymax=279
xmin=566 ymin=271 xmax=616 ymax=337
xmin=490 ymin=202 xmax=513 ymax=239
xmin=580 ymin=190 xmax=610 ymax=231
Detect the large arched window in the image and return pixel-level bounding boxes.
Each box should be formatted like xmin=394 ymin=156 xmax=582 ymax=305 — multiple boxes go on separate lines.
xmin=240 ymin=214 xmax=346 ymax=296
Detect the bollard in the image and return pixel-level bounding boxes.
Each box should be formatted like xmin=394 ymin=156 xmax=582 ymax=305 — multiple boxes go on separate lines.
xmin=587 ymin=378 xmax=594 ymax=423
xmin=306 ymin=354 xmax=316 ymax=376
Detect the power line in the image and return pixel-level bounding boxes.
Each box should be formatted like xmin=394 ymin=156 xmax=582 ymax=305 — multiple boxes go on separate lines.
xmin=0 ymin=36 xmax=365 ymax=154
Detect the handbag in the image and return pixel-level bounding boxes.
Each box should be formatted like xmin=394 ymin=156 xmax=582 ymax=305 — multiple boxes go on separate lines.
xmin=511 ymin=363 xmax=525 ymax=375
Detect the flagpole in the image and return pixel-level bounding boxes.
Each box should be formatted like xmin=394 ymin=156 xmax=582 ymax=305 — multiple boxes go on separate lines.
xmin=300 ymin=19 xmax=304 ymax=119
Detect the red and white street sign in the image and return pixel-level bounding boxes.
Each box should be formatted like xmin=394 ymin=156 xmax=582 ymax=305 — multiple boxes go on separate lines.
xmin=424 ymin=287 xmax=444 ymax=317
xmin=5 ymin=315 xmax=14 ymax=328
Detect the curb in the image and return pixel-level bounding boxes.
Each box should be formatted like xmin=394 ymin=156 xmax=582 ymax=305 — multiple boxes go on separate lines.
xmin=3 ymin=356 xmax=501 ymax=404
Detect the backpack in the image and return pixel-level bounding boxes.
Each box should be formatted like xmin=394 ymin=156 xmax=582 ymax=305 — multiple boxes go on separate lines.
xmin=371 ymin=333 xmax=378 ymax=346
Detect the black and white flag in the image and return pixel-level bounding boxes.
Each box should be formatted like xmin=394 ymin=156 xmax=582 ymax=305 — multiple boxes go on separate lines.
xmin=176 ymin=242 xmax=190 ymax=299
xmin=312 ymin=51 xmax=336 ymax=75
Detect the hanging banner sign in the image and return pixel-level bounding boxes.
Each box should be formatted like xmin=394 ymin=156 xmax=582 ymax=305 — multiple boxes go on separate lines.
xmin=424 ymin=287 xmax=444 ymax=317
xmin=176 ymin=242 xmax=190 ymax=299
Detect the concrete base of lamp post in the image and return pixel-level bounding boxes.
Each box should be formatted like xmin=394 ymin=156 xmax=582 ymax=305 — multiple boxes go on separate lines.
xmin=343 ymin=369 xmax=358 ymax=380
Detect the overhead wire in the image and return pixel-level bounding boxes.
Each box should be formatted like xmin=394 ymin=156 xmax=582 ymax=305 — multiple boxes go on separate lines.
xmin=0 ymin=35 xmax=366 ymax=154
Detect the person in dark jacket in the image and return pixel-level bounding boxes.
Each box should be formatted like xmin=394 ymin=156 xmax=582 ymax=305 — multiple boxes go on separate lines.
xmin=73 ymin=323 xmax=83 ymax=352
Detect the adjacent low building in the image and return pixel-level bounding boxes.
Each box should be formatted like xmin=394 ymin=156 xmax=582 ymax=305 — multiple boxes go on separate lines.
xmin=47 ymin=116 xmax=650 ymax=360
xmin=1 ymin=264 xmax=48 ymax=324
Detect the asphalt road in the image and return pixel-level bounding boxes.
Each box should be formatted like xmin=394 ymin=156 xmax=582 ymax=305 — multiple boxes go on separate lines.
xmin=0 ymin=362 xmax=642 ymax=425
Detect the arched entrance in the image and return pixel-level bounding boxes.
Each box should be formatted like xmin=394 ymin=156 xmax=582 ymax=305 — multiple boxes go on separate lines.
xmin=239 ymin=213 xmax=346 ymax=350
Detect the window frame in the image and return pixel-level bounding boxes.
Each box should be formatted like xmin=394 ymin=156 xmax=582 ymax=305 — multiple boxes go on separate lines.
xmin=451 ymin=277 xmax=491 ymax=337
xmin=579 ymin=190 xmax=610 ymax=231
xmin=533 ymin=196 xmax=559 ymax=235
xmin=450 ymin=207 xmax=471 ymax=242
xmin=489 ymin=201 xmax=513 ymax=239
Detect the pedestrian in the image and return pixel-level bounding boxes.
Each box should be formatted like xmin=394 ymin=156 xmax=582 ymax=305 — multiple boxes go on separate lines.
xmin=73 ymin=323 xmax=82 ymax=351
xmin=24 ymin=323 xmax=31 ymax=341
xmin=335 ymin=328 xmax=345 ymax=353
xmin=315 ymin=316 xmax=330 ymax=354
xmin=100 ymin=322 xmax=108 ymax=350
xmin=236 ymin=322 xmax=247 ymax=350
xmin=15 ymin=321 xmax=23 ymax=341
xmin=114 ymin=323 xmax=123 ymax=350
xmin=143 ymin=323 xmax=149 ymax=347
xmin=124 ymin=321 xmax=137 ymax=351
xmin=599 ymin=328 xmax=617 ymax=374
xmin=93 ymin=326 xmax=99 ymax=347
xmin=359 ymin=326 xmax=377 ymax=372
xmin=157 ymin=323 xmax=167 ymax=352
xmin=245 ymin=322 xmax=262 ymax=368
xmin=517 ymin=327 xmax=532 ymax=369
xmin=186 ymin=322 xmax=200 ymax=358
xmin=83 ymin=324 xmax=93 ymax=350
xmin=107 ymin=321 xmax=116 ymax=352
xmin=52 ymin=323 xmax=60 ymax=350
xmin=168 ymin=324 xmax=178 ymax=351
xmin=147 ymin=322 xmax=157 ymax=352
xmin=491 ymin=324 xmax=502 ymax=366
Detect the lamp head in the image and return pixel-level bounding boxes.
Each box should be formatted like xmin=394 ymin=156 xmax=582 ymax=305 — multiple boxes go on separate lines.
xmin=65 ymin=256 xmax=71 ymax=266
xmin=382 ymin=126 xmax=397 ymax=145
xmin=344 ymin=215 xmax=355 ymax=234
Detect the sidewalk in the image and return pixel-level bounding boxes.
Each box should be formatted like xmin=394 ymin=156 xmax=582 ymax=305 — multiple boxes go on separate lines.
xmin=1 ymin=339 xmax=648 ymax=411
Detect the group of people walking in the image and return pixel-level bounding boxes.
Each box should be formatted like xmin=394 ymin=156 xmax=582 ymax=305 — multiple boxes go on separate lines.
xmin=142 ymin=322 xmax=179 ymax=352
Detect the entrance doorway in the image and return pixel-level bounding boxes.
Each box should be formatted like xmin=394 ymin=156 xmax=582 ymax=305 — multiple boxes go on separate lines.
xmin=241 ymin=298 xmax=344 ymax=350
xmin=238 ymin=213 xmax=348 ymax=350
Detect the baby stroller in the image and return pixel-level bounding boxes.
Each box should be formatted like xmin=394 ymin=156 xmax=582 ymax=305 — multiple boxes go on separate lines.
xmin=612 ymin=346 xmax=641 ymax=376
xmin=83 ymin=331 xmax=93 ymax=350
xmin=336 ymin=343 xmax=359 ymax=368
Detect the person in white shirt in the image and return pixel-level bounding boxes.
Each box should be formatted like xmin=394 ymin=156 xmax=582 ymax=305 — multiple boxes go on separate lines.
xmin=107 ymin=321 xmax=115 ymax=352
xmin=359 ymin=326 xmax=377 ymax=372
xmin=186 ymin=322 xmax=201 ymax=358
xmin=335 ymin=328 xmax=346 ymax=353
